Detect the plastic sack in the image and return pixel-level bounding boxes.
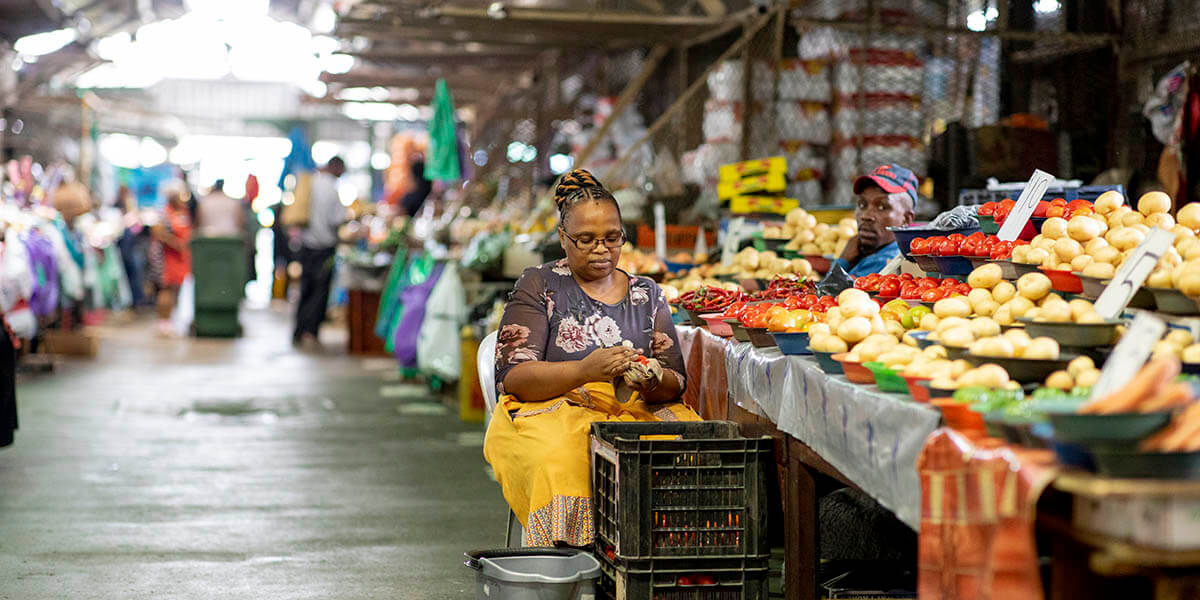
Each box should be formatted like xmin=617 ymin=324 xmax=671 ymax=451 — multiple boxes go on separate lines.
xmin=817 ymin=262 xmax=855 ymax=297
xmin=928 ymin=205 xmax=979 ymax=230
xmin=417 ymin=262 xmax=467 ymax=380
xmin=391 ymin=261 xmax=445 ymax=367
xmin=0 ymin=239 xmax=35 ymax=340
xmin=381 ymin=252 xmax=435 ymax=354
xmin=38 ymin=223 xmax=82 ymax=302
xmin=170 ymin=274 xmax=194 ymax=335
xmin=22 ymin=232 xmax=58 ymax=317
xmin=99 ymin=245 xmax=131 ymax=310
xmin=1144 ymin=61 xmax=1191 ymax=146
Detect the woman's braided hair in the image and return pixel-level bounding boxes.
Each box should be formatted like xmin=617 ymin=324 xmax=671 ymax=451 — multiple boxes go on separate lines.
xmin=554 ymin=169 xmax=620 ymax=225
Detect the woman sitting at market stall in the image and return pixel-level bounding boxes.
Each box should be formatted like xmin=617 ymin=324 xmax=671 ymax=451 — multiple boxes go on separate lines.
xmin=484 ymin=169 xmax=700 ymax=548
xmin=835 ymin=163 xmax=919 ymax=276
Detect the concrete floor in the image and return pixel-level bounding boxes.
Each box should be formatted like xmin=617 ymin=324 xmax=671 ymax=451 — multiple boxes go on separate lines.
xmin=0 ymin=305 xmax=506 ymax=599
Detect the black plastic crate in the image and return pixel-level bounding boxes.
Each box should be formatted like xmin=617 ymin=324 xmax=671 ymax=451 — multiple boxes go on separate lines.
xmin=590 ymin=421 xmax=771 ymax=562
xmin=596 ymin=552 xmax=770 ymax=600
xmin=957 ymin=184 xmax=1125 ymax=206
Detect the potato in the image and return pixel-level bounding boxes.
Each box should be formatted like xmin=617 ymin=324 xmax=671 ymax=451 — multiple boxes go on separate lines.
xmin=1025 ymin=307 xmax=1042 ymax=321
xmin=1164 ymin=329 xmax=1193 ymax=347
xmin=1076 ymin=369 xmax=1101 ymax=388
xmin=1077 ymin=311 xmax=1106 ymax=324
xmin=1011 ymin=245 xmax=1030 ymax=263
xmin=1122 ymin=211 xmax=1147 ymax=227
xmin=935 ymin=317 xmax=971 ymax=334
xmin=1024 ymin=337 xmax=1061 ymax=360
xmin=1179 ymin=271 xmax=1200 ymax=297
xmin=838 ymin=288 xmax=871 ymax=306
xmin=941 ymin=326 xmax=975 ymax=348
xmin=1110 ymin=227 xmax=1146 ymax=251
xmin=993 ymin=304 xmax=1014 ymax=326
xmin=1070 ymin=254 xmax=1094 ymax=272
xmin=808 ymin=323 xmax=832 ymax=338
xmin=969 ymin=317 xmax=1001 ymax=338
xmin=1183 ymin=344 xmax=1200 ymax=363
xmin=971 ymin=364 xmax=1010 ymax=388
xmin=870 ymin=314 xmax=888 ymax=335
xmin=992 ymin=281 xmax=1017 ymax=304
xmin=885 ymin=319 xmax=906 ymax=339
xmin=1093 ymin=190 xmax=1124 ymax=215
xmin=971 ymin=336 xmax=1015 ymax=358
xmin=1067 ymin=355 xmax=1095 ymax=378
xmin=968 ymin=263 xmax=1003 ymax=290
xmin=968 ymin=288 xmax=994 ymax=309
xmin=1032 ymin=237 xmax=1056 ymax=252
xmin=1067 ymin=216 xmax=1101 ymax=242
xmin=1042 ymin=253 xmax=1061 ymax=270
xmin=1041 ymin=217 xmax=1069 ymax=240
xmin=1153 ymin=340 xmax=1182 ymax=359
xmin=1040 ymin=300 xmax=1072 ymax=322
xmin=841 ymin=297 xmax=880 ymax=319
xmin=919 ymin=313 xmax=940 ymax=331
xmin=1091 ymin=246 xmax=1121 ymax=264
xmin=974 ymin=299 xmax=999 ymax=317
xmin=1147 ymin=268 xmax=1174 ymax=288
xmin=1008 ymin=295 xmax=1037 ymax=318
xmin=1068 ymin=299 xmax=1095 ymax=320
xmin=933 ymin=297 xmax=971 ymax=319
xmin=1147 ymin=212 xmax=1176 ymax=230
xmin=1082 ymin=261 xmax=1116 ymax=279
xmin=930 ymin=377 xmax=959 ymax=391
xmin=1138 ymin=190 xmax=1172 ymax=216
xmin=1053 ymin=238 xmax=1084 ymax=262
xmin=838 ymin=317 xmax=872 ymax=343
xmin=1180 ymin=203 xmax=1200 ymax=231
xmin=951 ymin=359 xmax=972 ymax=378
xmin=1046 ymin=370 xmax=1074 ymax=390
xmin=1039 ymin=292 xmax=1064 ymax=306
xmin=1084 ymin=237 xmax=1109 ymax=254
xmin=1016 ymin=272 xmax=1053 ymax=301
xmin=1004 ymin=327 xmax=1031 ymax=346
xmin=1024 ymin=248 xmax=1050 ymax=265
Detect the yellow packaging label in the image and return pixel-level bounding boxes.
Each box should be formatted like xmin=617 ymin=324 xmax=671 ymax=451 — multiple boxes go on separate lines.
xmin=729 ymin=196 xmax=801 ymax=215
xmin=717 ymin=171 xmax=787 ymax=200
xmin=719 ymin=156 xmax=787 ymax=183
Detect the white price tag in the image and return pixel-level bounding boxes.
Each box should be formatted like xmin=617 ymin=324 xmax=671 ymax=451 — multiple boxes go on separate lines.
xmin=1093 ymin=227 xmax=1176 ymax=320
xmin=1088 ymin=312 xmax=1166 ymax=402
xmin=996 ymin=169 xmax=1056 ymax=242
xmin=880 ymin=254 xmax=903 ymax=276
xmin=653 ymin=202 xmax=667 ymax=260
xmin=721 ymin=218 xmax=746 ymax=266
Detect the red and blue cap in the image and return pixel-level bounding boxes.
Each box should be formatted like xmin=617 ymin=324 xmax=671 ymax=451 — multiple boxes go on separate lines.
xmin=853 ymin=163 xmax=920 ymax=209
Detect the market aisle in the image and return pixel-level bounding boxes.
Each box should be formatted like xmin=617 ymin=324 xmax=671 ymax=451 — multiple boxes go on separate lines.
xmin=0 ymin=305 xmax=505 ymax=599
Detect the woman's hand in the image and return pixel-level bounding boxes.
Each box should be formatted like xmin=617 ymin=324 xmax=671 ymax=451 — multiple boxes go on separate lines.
xmin=577 ymin=346 xmax=636 ymax=383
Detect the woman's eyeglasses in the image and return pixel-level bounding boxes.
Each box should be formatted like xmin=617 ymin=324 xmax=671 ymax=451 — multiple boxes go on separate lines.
xmin=560 ymin=228 xmax=625 ymax=251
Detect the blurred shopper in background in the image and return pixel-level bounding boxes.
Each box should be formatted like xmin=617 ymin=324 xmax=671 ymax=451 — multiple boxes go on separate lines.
xmin=400 ymin=158 xmax=432 ymax=218
xmin=196 ymin=179 xmax=244 ymax=238
xmin=115 ymin=185 xmax=147 ymax=308
xmin=151 ymin=182 xmax=193 ymax=337
xmin=292 ymin=157 xmax=347 ymax=348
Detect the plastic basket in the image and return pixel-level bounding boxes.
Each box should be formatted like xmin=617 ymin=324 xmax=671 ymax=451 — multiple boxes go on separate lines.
xmin=595 ymin=552 xmax=769 ymax=600
xmin=590 ymin=421 xmax=771 ymax=562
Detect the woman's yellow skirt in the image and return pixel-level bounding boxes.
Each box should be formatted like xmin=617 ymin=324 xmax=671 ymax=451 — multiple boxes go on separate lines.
xmin=483 ymin=382 xmax=700 ymax=547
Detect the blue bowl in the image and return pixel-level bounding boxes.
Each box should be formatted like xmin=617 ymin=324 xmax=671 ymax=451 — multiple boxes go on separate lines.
xmin=770 ymin=331 xmax=811 ymax=355
xmin=812 ymin=350 xmax=844 ymax=375
xmin=933 ymin=255 xmax=975 ymax=276
xmin=1050 ymin=438 xmax=1096 ymax=471
xmin=670 ymin=309 xmax=689 ymax=325
xmin=889 ymin=224 xmax=981 ymax=260
xmin=665 ymin=261 xmax=695 ymax=273
xmin=907 ymin=330 xmax=934 ymax=349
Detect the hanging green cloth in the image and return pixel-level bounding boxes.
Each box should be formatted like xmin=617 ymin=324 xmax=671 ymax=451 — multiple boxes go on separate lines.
xmin=425 ymin=79 xmax=461 ymax=182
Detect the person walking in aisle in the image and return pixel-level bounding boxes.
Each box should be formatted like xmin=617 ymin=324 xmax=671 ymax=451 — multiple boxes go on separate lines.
xmin=151 ymin=182 xmax=193 ymax=337
xmin=195 ymin=179 xmax=245 ymax=238
xmin=293 ymin=156 xmax=348 ymax=349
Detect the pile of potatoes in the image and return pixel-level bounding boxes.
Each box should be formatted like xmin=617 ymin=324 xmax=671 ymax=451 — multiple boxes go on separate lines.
xmin=1045 ymin=356 xmax=1102 ymax=390
xmin=809 ymin=289 xmax=906 ymax=352
xmin=727 ymin=247 xmax=815 ymax=279
xmin=968 ymin=328 xmax=1062 ymax=360
xmin=1150 ymin=329 xmax=1200 ymax=363
xmin=929 ymin=364 xmax=1021 ymax=392
xmin=775 ymin=208 xmax=857 ymax=257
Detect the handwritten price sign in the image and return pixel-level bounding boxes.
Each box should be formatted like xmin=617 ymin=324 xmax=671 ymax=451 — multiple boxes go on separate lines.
xmin=1093 ymin=227 xmax=1176 ymax=320
xmin=996 ymin=169 xmax=1055 ymax=242
xmin=1089 ymin=311 xmax=1166 ymax=402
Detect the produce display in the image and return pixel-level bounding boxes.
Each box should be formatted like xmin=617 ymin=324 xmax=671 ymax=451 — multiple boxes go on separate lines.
xmin=762 ymin=208 xmax=857 ymax=257
xmin=617 ymin=246 xmax=666 ymax=276
xmin=678 ymin=286 xmax=747 ymax=315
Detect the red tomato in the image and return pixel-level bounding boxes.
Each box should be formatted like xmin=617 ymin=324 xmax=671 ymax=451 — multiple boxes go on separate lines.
xmin=956 ymin=283 xmax=972 ymax=296
xmin=879 ymin=279 xmax=900 ymax=297
xmin=859 ymin=274 xmax=881 ymax=291
xmin=784 ymin=296 xmax=802 ymax=310
xmin=940 ymin=278 xmax=959 ymax=287
xmin=1050 ymin=197 xmax=1067 ymax=206
xmin=900 ymin=283 xmax=920 ymax=299
xmin=947 ymin=233 xmax=966 ymax=243
xmin=853 ymin=276 xmax=870 ymax=290
xmin=935 ymin=238 xmax=959 ymax=256
xmin=677 ymin=575 xmax=694 ymax=586
xmin=722 ymin=301 xmax=747 ymax=318
xmin=978 ymin=201 xmax=996 ymax=216
xmin=966 ymin=231 xmax=987 ymax=243
xmin=1046 ymin=205 xmax=1066 ymax=218
xmin=1032 ymin=200 xmax=1050 ymax=218
xmin=1000 ymin=198 xmax=1017 ymax=210
xmin=917 ymin=279 xmax=938 ymax=290
xmin=960 ymin=239 xmax=979 ymax=257
xmin=921 ymin=288 xmax=944 ymax=302
xmin=909 ymin=238 xmax=929 ymax=255
xmin=695 ymin=575 xmax=716 ymax=586
xmin=899 ymin=273 xmax=914 ymax=281
xmin=800 ymin=294 xmax=819 ymax=309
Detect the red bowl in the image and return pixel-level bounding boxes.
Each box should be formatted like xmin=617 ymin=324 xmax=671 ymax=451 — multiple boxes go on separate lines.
xmin=932 ymin=398 xmax=987 ymax=436
xmin=903 ymin=375 xmax=932 ymax=403
xmin=833 ymin=353 xmax=876 ymax=384
xmin=1039 ymin=266 xmax=1083 ymax=293
xmin=700 ymin=313 xmax=734 ymax=337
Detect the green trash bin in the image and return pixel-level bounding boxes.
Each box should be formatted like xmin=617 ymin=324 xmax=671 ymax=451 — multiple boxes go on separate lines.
xmin=190 ymin=237 xmax=246 ymax=337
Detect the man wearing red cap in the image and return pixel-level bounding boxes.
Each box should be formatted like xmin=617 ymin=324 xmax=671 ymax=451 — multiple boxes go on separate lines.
xmin=836 ymin=163 xmax=918 ymax=277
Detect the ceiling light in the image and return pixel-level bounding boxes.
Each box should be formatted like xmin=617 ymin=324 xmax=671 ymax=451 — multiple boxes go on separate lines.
xmin=487 ymin=2 xmax=508 ymax=19
xmin=14 ymin=28 xmax=77 ymax=56
xmin=371 ymin=152 xmax=391 ymax=170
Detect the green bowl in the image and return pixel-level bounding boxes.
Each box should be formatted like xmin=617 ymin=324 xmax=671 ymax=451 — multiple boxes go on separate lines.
xmin=978 ymin=215 xmax=999 ymax=235
xmin=864 ymin=361 xmax=909 ymax=394
xmin=1091 ymin=450 xmax=1200 ymax=479
xmin=725 ymin=318 xmax=751 ymax=343
xmin=1049 ymin=411 xmax=1173 ymax=447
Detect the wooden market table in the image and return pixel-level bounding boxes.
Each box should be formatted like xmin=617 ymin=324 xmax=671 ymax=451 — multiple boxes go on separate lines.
xmin=678 ymin=327 xmax=941 ymax=600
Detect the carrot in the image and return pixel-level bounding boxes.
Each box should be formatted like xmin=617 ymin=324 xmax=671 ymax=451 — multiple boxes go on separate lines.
xmin=1081 ymin=357 xmax=1180 ymax=414
xmin=1158 ymin=403 xmax=1200 ymax=451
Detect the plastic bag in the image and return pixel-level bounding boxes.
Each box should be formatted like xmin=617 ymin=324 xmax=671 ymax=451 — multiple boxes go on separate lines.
xmin=0 ymin=239 xmax=35 ymax=340
xmin=170 ymin=274 xmax=194 ymax=335
xmin=391 ymin=261 xmax=444 ymax=367
xmin=817 ymin=262 xmax=855 ymax=297
xmin=928 ymin=205 xmax=979 ymax=229
xmin=381 ymin=253 xmax=435 ymax=354
xmin=1144 ymin=61 xmax=1191 ymax=146
xmin=417 ymin=262 xmax=467 ymax=380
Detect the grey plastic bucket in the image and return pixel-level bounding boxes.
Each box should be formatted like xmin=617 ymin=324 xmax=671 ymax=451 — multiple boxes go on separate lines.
xmin=466 ymin=548 xmax=600 ymax=600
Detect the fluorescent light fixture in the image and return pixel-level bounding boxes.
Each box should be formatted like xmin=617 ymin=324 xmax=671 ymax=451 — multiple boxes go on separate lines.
xmin=139 ymin=138 xmax=168 ymax=167
xmin=311 ymin=140 xmax=340 ymax=164
xmin=397 ymin=104 xmax=421 ymax=121
xmin=322 ymin=53 xmax=355 ymax=74
xmin=14 ymin=28 xmax=77 ymax=56
xmin=549 ymin=153 xmax=573 ymax=175
xmin=341 ymin=102 xmax=400 ymax=121
xmin=371 ymin=152 xmax=391 ymax=170
xmin=1034 ymin=0 xmax=1060 ymax=13
xmin=507 ymin=142 xmax=526 ymax=163
xmin=966 ymin=10 xmax=987 ymax=32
